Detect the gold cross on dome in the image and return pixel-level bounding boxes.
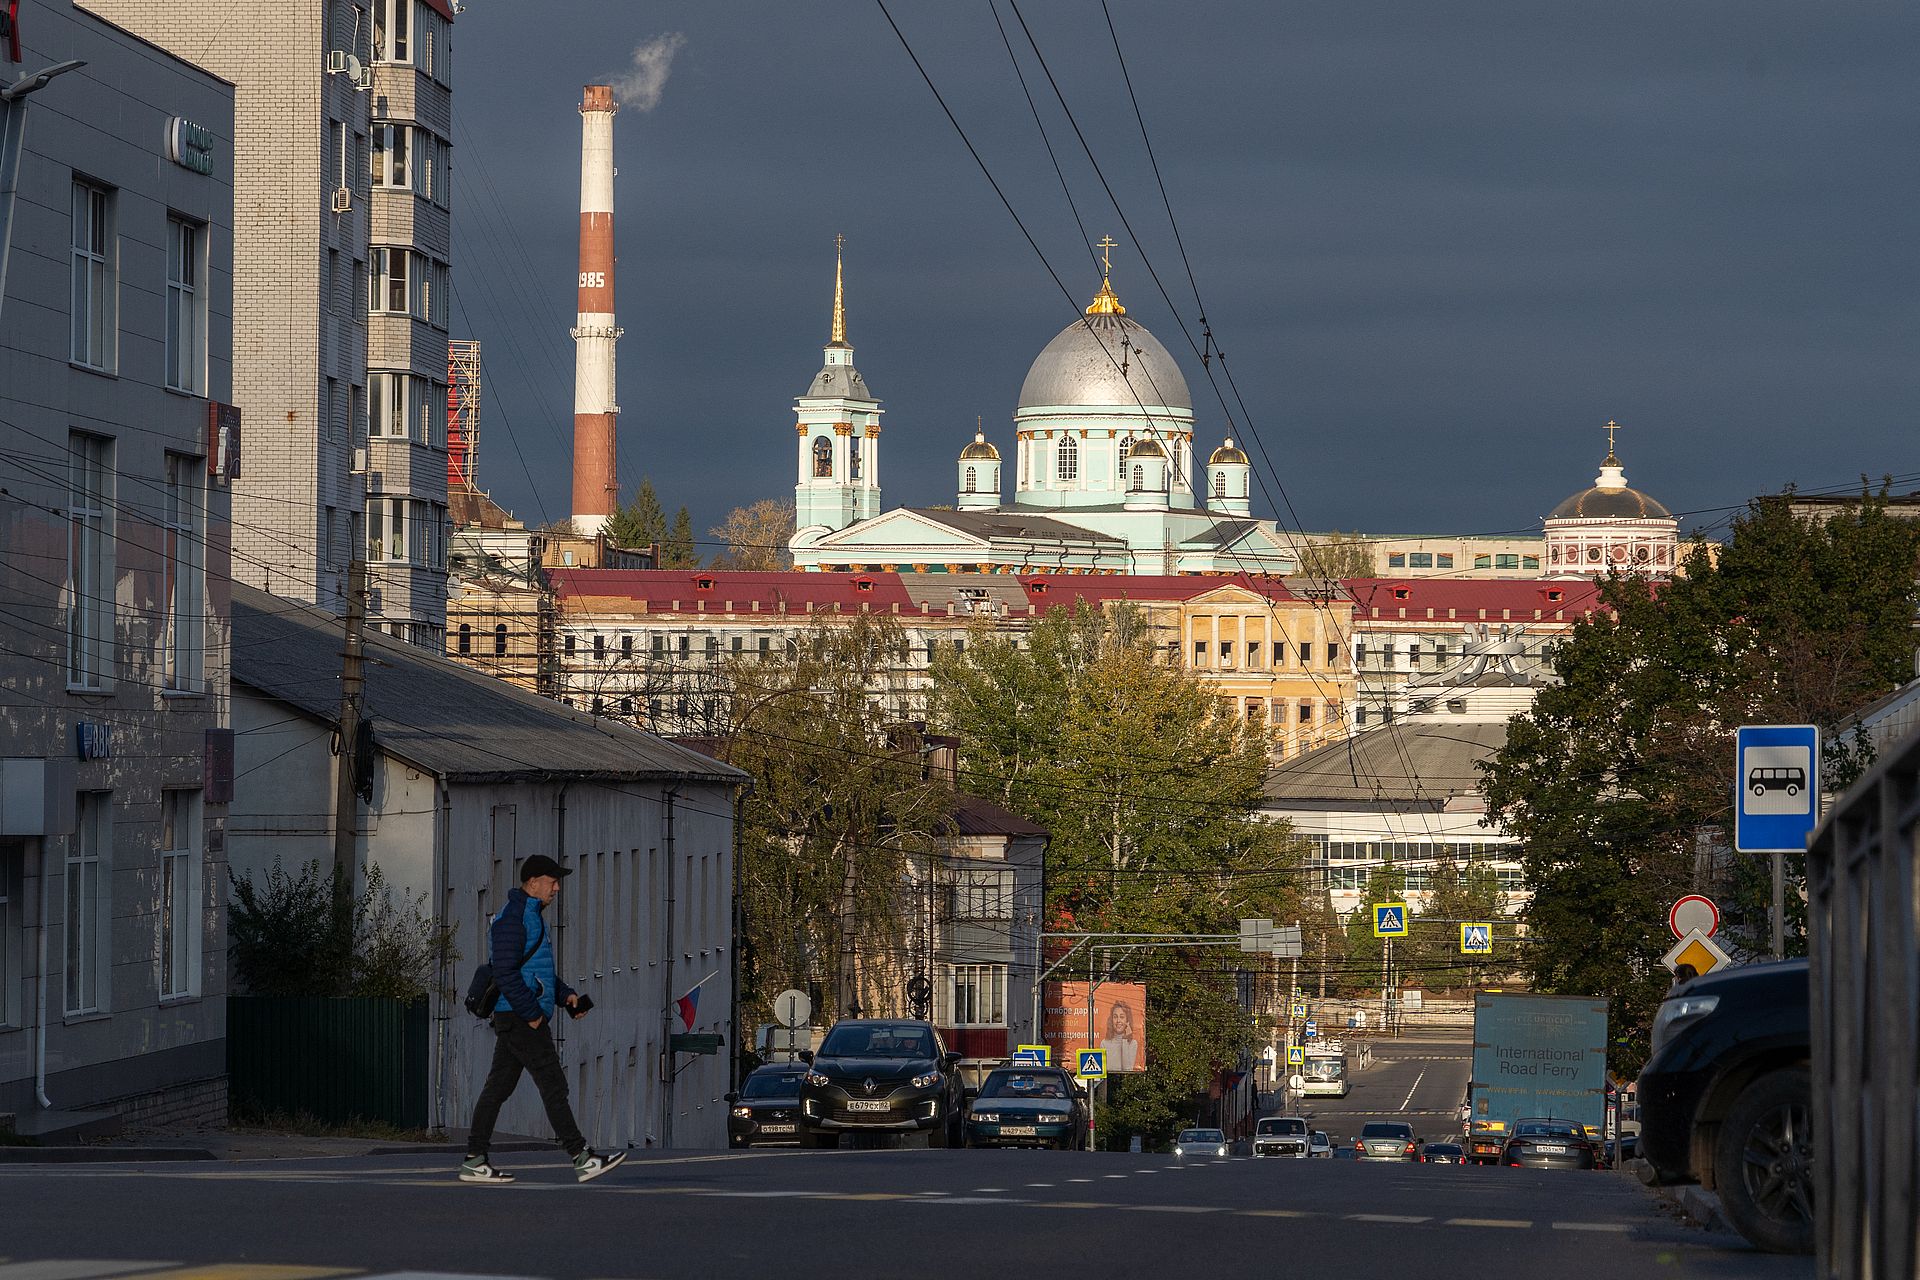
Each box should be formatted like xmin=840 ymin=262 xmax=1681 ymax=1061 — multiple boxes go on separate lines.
xmin=1605 ymin=419 xmax=1620 ymax=458
xmin=835 ymin=232 xmax=844 ymax=254
xmin=1097 ymin=235 xmax=1117 ymax=275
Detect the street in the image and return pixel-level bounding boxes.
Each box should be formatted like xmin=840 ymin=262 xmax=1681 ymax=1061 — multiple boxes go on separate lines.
xmin=0 ymin=1034 xmax=1806 ymax=1280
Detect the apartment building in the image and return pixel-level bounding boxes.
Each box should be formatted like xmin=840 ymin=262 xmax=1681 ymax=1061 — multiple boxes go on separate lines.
xmin=92 ymin=0 xmax=454 ymax=644
xmin=0 ymin=0 xmax=235 ymax=1132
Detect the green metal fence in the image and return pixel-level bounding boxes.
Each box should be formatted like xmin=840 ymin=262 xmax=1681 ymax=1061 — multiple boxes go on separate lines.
xmin=227 ymin=996 xmax=431 ymax=1130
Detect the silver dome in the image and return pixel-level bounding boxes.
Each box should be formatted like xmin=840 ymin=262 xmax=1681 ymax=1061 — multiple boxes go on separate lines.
xmin=1017 ymin=312 xmax=1192 ymax=412
xmin=805 ymin=362 xmax=873 ymax=401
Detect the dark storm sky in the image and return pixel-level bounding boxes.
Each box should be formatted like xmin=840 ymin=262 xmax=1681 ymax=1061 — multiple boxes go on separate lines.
xmin=446 ymin=1 xmax=1918 ymax=549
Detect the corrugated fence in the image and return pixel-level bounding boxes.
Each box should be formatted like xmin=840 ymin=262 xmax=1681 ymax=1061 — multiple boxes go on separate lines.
xmin=1808 ymin=725 xmax=1920 ymax=1280
xmin=227 ymin=996 xmax=431 ymax=1130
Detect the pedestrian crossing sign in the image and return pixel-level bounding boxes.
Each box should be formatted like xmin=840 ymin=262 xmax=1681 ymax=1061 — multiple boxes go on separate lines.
xmin=1077 ymin=1049 xmax=1107 ymax=1081
xmin=1288 ymin=1046 xmax=1305 ymax=1066
xmin=1460 ymin=923 xmax=1493 ymax=955
xmin=1013 ymin=1044 xmax=1051 ymax=1066
xmin=1373 ymin=902 xmax=1409 ymax=937
xmin=1291 ymin=1001 xmax=1307 ymax=1019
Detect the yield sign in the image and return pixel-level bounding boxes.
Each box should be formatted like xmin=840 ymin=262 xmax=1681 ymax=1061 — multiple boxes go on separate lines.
xmin=1661 ymin=928 xmax=1733 ymax=978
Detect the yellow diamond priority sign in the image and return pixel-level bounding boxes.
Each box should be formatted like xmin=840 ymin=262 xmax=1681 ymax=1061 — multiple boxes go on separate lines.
xmin=1661 ymin=927 xmax=1732 ymax=978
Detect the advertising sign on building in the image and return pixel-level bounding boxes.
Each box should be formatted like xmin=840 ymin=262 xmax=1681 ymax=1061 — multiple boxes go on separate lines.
xmin=1043 ymin=981 xmax=1146 ymax=1073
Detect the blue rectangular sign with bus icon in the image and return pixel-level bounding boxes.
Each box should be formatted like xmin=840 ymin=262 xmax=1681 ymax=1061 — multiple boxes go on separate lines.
xmin=1735 ymin=725 xmax=1819 ymax=853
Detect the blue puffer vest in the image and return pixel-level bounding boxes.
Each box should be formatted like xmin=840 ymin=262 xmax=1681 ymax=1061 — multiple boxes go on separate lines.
xmin=490 ymin=888 xmax=560 ymax=1021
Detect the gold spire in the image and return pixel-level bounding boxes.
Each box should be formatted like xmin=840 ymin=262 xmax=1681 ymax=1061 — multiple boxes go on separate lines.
xmin=1603 ymin=419 xmax=1621 ymax=465
xmin=830 ymin=233 xmax=847 ymax=346
xmin=1086 ymin=234 xmax=1126 ymax=315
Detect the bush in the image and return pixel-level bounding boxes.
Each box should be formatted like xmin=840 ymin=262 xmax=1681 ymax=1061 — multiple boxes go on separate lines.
xmin=230 ymin=859 xmax=456 ymax=1002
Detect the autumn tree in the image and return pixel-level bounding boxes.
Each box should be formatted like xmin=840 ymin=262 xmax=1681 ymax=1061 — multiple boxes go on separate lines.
xmin=711 ymin=499 xmax=797 ymax=571
xmin=1297 ymin=531 xmax=1376 ymax=579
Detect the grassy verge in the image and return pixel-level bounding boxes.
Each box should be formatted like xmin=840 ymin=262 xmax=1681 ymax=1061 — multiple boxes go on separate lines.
xmin=227 ymin=1105 xmax=443 ymax=1144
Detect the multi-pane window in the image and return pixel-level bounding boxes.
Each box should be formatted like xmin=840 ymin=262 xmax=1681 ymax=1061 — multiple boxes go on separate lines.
xmin=366 ymin=496 xmax=408 ymax=561
xmin=0 ymin=841 xmax=20 ymax=1028
xmin=160 ymin=790 xmax=202 ymax=1000
xmin=1056 ymin=434 xmax=1078 ymax=482
xmin=371 ymin=124 xmax=410 ymax=188
xmin=950 ymin=867 xmax=1013 ymax=919
xmin=1437 ymin=553 xmax=1455 ymax=568
xmin=65 ymin=794 xmax=110 ymax=1015
xmin=162 ymin=454 xmax=205 ymax=691
xmin=949 ymin=964 xmax=1007 ymax=1027
xmin=66 ymin=433 xmax=114 ymax=688
xmin=165 ymin=216 xmax=205 ymax=393
xmin=70 ymin=180 xmax=114 ymax=369
xmin=1495 ymin=554 xmax=1521 ymax=570
xmin=373 ymin=0 xmax=410 ymax=62
xmin=370 ymin=247 xmax=412 ymax=314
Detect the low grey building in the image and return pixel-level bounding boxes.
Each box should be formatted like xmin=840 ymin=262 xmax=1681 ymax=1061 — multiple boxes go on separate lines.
xmin=229 ymin=585 xmax=746 ymax=1148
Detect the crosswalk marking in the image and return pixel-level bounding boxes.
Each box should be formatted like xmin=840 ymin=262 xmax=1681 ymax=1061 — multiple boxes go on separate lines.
xmin=1446 ymin=1218 xmax=1530 ymax=1228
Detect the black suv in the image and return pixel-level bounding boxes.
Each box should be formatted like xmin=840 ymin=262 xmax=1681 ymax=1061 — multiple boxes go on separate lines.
xmin=798 ymin=1019 xmax=966 ymax=1148
xmin=726 ymin=1061 xmax=809 ymax=1148
xmin=1636 ymin=958 xmax=1811 ymax=1254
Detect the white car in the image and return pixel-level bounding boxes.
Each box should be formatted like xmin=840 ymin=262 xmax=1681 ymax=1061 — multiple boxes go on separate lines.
xmin=1253 ymin=1115 xmax=1311 ymax=1157
xmin=1309 ymin=1130 xmax=1333 ymax=1158
xmin=1173 ymin=1127 xmax=1228 ymax=1158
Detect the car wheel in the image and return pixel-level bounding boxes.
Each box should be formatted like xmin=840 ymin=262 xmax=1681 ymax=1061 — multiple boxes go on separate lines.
xmin=928 ymin=1111 xmax=951 ymax=1149
xmin=1713 ymin=1067 xmax=1815 ymax=1255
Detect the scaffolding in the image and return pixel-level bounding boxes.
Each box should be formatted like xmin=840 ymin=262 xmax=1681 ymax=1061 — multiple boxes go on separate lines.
xmin=447 ymin=339 xmax=482 ymax=492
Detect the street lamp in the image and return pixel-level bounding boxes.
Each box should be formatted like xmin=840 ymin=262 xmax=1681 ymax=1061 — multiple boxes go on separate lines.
xmin=2 ymin=59 xmax=87 ymax=101
xmin=1 ymin=60 xmax=87 ymax=320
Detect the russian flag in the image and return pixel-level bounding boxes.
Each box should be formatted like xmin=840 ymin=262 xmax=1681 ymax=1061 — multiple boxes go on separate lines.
xmin=675 ymin=984 xmax=700 ymax=1032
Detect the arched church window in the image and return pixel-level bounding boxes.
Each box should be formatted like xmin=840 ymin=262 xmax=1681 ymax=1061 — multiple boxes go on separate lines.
xmin=1057 ymin=434 xmax=1078 ymax=482
xmin=1131 ymin=464 xmax=1144 ymax=491
xmin=813 ymin=436 xmax=832 ymax=477
xmin=494 ymin=623 xmax=508 ymax=656
xmin=1212 ymin=472 xmax=1226 ymax=499
xmin=964 ymin=466 xmax=977 ymax=493
xmin=457 ymin=623 xmax=471 ymax=655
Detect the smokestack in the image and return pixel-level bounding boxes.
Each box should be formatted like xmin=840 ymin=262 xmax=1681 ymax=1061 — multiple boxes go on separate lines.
xmin=572 ymin=85 xmax=622 ymax=535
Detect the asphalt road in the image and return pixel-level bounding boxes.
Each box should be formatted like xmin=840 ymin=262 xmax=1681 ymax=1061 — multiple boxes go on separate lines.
xmin=1289 ymin=1033 xmax=1475 ymax=1147
xmin=0 ymin=1138 xmax=1808 ymax=1280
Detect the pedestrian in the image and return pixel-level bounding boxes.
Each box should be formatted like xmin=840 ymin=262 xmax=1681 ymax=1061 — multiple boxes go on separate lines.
xmin=1670 ymin=962 xmax=1699 ymax=992
xmin=460 ymin=855 xmax=626 ymax=1185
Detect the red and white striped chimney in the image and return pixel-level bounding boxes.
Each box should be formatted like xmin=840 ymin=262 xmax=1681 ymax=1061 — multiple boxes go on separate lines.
xmin=571 ymin=85 xmax=622 ymax=535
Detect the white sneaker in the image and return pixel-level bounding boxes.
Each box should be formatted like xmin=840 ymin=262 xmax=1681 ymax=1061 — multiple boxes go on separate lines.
xmin=573 ymin=1148 xmax=627 ymax=1183
xmin=459 ymin=1156 xmax=514 ymax=1184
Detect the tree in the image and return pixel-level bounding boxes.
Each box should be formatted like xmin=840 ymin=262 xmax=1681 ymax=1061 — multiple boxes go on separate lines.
xmin=229 ymin=860 xmax=456 ymax=1002
xmin=603 ymin=478 xmax=667 ymax=552
xmin=1479 ymin=491 xmax=1920 ymax=1075
xmin=932 ymin=603 xmax=1310 ymax=1143
xmin=1298 ymin=531 xmax=1376 ymax=579
xmin=711 ymin=499 xmax=796 ymax=571
xmin=662 ymin=506 xmax=699 ymax=568
xmin=1406 ymin=859 xmax=1506 ymax=993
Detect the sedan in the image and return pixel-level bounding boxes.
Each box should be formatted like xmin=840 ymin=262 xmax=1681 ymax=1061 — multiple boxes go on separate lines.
xmin=1173 ymin=1128 xmax=1229 ymax=1158
xmin=1420 ymin=1141 xmax=1466 ymax=1165
xmin=1503 ymin=1119 xmax=1598 ymax=1170
xmin=965 ymin=1066 xmax=1086 ymax=1150
xmin=1356 ymin=1121 xmax=1420 ymax=1161
xmin=1309 ymin=1131 xmax=1333 ymax=1158
xmin=727 ymin=1063 xmax=809 ymax=1148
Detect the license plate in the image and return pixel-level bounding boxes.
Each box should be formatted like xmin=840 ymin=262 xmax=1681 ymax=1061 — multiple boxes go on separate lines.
xmin=1538 ymin=1144 xmax=1567 ymax=1154
xmin=759 ymin=1124 xmax=796 ymax=1133
xmin=999 ymin=1125 xmax=1037 ymax=1136
xmin=846 ymin=1100 xmax=889 ymax=1112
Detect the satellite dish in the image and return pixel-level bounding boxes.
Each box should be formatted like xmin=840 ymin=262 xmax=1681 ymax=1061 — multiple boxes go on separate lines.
xmin=344 ymin=54 xmax=364 ymax=81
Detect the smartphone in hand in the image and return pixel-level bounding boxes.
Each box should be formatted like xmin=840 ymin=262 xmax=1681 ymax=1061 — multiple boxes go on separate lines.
xmin=569 ymin=994 xmax=595 ymax=1018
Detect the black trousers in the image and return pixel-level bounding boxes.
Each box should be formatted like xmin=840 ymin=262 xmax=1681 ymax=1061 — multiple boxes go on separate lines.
xmin=467 ymin=1012 xmax=585 ymax=1159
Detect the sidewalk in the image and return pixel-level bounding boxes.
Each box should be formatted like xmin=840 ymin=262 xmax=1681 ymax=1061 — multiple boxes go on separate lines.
xmin=2 ymin=1123 xmax=555 ymax=1163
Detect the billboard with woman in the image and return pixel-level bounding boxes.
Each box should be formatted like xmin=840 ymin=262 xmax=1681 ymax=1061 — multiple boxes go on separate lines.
xmin=1043 ymin=981 xmax=1147 ymax=1073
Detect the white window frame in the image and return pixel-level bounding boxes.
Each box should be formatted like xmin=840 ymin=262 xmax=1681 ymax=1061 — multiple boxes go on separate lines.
xmin=160 ymin=790 xmax=203 ymax=1000
xmin=951 ymin=866 xmax=1013 ymax=919
xmin=367 ymin=496 xmax=409 ymax=562
xmin=1056 ymin=434 xmax=1078 ymax=483
xmin=65 ymin=794 xmax=111 ymax=1016
xmin=69 ymin=179 xmax=115 ymax=370
xmin=162 ymin=453 xmax=205 ymax=692
xmin=370 ymin=247 xmax=409 ymax=315
xmin=373 ymin=0 xmax=411 ymax=63
xmin=164 ymin=215 xmax=206 ymax=394
xmin=949 ymin=963 xmax=1007 ymax=1028
xmin=66 ymin=432 xmax=114 ymax=690
xmin=371 ymin=123 xmax=411 ymax=190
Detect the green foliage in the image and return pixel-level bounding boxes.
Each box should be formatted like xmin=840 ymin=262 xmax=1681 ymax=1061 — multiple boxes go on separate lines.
xmin=1297 ymin=531 xmax=1376 ymax=579
xmin=663 ymin=506 xmax=700 ymax=568
xmin=604 ymin=478 xmax=668 ymax=552
xmin=229 ymin=860 xmax=457 ymax=1003
xmin=931 ymin=602 xmax=1308 ymax=1141
xmin=1479 ymin=491 xmax=1920 ymax=1075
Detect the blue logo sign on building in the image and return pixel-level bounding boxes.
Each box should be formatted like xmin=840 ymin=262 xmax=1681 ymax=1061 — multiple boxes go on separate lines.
xmin=1735 ymin=725 xmax=1820 ymax=853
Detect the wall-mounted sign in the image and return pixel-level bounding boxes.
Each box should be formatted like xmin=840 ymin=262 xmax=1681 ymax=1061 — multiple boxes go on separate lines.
xmin=4 ymin=1 xmax=21 ymax=65
xmin=165 ymin=117 xmax=216 ymax=176
xmin=207 ymin=401 xmax=240 ymax=479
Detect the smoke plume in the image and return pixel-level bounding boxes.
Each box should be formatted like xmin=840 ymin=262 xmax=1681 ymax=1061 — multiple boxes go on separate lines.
xmin=610 ymin=33 xmax=687 ymax=111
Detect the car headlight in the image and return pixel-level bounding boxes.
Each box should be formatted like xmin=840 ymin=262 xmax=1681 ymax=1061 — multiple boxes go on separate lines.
xmin=971 ymin=1111 xmax=1000 ymax=1123
xmin=1650 ymin=993 xmax=1721 ymax=1055
xmin=804 ymin=1070 xmax=830 ymax=1088
xmin=731 ymin=1106 xmax=752 ymax=1118
xmin=1217 ymin=1145 xmax=1228 ymax=1157
xmin=911 ymin=1071 xmax=940 ymax=1089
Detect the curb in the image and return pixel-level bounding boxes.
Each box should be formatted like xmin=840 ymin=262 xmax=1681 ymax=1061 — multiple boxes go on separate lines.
xmin=0 ymin=1146 xmax=215 ymax=1164
xmin=378 ymin=1142 xmax=551 ymax=1157
xmin=1646 ymin=1180 xmax=1729 ymax=1233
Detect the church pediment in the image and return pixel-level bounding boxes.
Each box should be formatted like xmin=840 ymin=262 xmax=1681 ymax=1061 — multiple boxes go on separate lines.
xmin=811 ymin=508 xmax=991 ymax=552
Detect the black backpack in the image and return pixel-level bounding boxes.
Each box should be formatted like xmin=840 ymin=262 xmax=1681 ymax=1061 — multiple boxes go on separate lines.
xmin=462 ymin=919 xmax=542 ymax=1020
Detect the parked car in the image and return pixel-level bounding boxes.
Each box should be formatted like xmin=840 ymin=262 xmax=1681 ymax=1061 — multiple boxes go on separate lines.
xmin=964 ymin=1066 xmax=1087 ymax=1150
xmin=1420 ymin=1141 xmax=1466 ymax=1165
xmin=726 ymin=1062 xmax=809 ymax=1148
xmin=1501 ymin=1119 xmax=1597 ymax=1170
xmin=1355 ymin=1120 xmax=1420 ymax=1161
xmin=1308 ymin=1130 xmax=1333 ymax=1158
xmin=1636 ymin=958 xmax=1811 ymax=1255
xmin=1172 ymin=1127 xmax=1229 ymax=1158
xmin=798 ymin=1019 xmax=966 ymax=1149
xmin=1252 ymin=1115 xmax=1311 ymax=1158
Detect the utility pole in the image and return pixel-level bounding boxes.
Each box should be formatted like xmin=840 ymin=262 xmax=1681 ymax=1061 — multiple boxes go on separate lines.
xmin=332 ymin=559 xmax=368 ymax=881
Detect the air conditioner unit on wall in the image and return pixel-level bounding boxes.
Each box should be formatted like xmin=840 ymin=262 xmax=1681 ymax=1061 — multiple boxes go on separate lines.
xmin=331 ymin=187 xmax=352 ymax=214
xmin=327 ymin=50 xmax=349 ymax=74
xmin=354 ymin=66 xmax=373 ymax=91
xmin=351 ymin=447 xmax=368 ymax=472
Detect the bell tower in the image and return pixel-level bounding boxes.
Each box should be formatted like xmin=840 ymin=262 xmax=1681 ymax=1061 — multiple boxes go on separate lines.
xmin=793 ymin=235 xmax=883 ymax=535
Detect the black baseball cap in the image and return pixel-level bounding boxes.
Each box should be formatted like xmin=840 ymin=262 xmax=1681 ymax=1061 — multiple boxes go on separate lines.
xmin=519 ymin=855 xmax=572 ymax=883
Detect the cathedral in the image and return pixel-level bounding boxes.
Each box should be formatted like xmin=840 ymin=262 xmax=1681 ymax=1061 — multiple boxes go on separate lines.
xmin=788 ymin=244 xmax=1301 ymax=575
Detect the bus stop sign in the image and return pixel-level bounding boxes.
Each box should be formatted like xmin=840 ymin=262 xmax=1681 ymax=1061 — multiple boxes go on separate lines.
xmin=1735 ymin=725 xmax=1819 ymax=853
